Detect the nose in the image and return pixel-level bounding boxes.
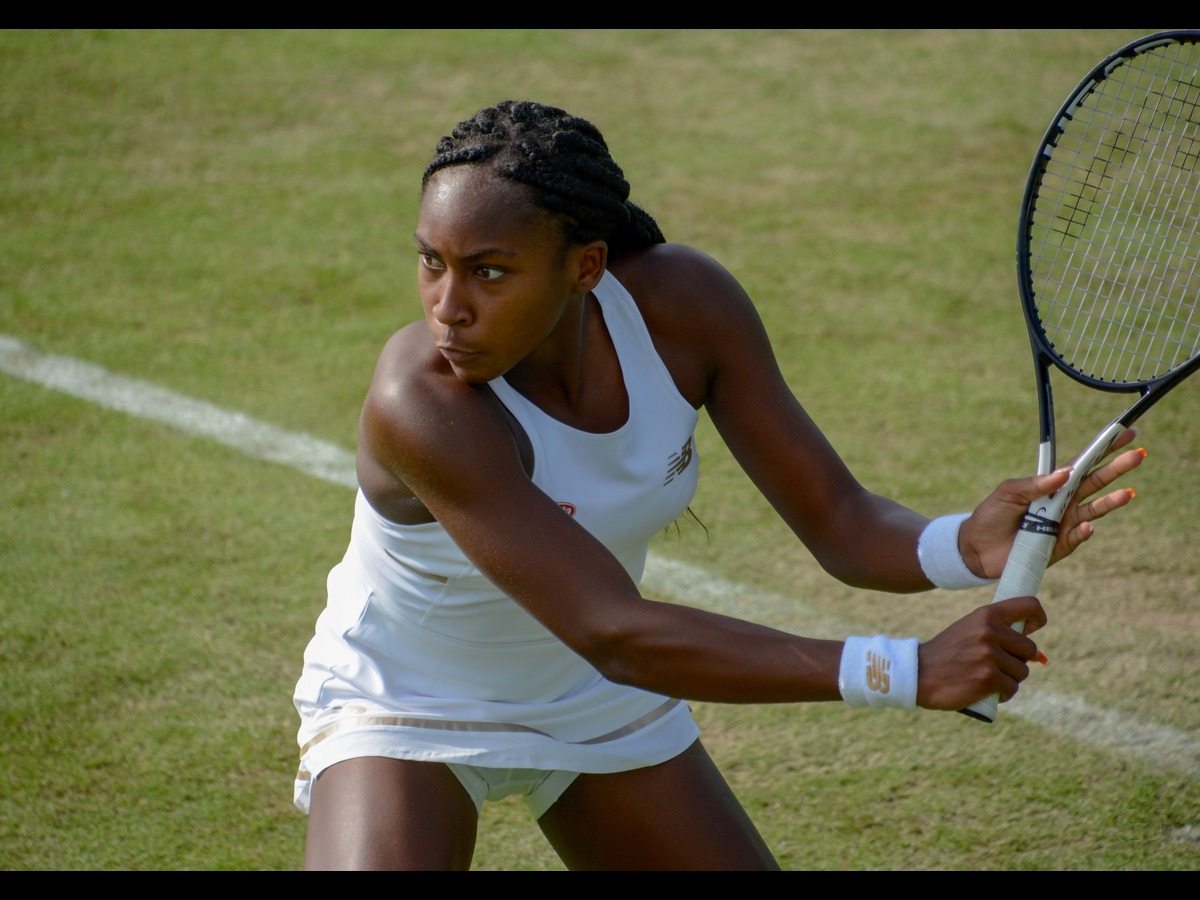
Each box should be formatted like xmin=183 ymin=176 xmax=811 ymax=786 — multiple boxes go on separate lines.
xmin=429 ymin=272 xmax=473 ymax=327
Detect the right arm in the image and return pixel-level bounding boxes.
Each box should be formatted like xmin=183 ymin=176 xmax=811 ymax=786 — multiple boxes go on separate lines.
xmin=360 ymin=326 xmax=844 ymax=704
xmin=357 ymin=325 xmax=1043 ymax=710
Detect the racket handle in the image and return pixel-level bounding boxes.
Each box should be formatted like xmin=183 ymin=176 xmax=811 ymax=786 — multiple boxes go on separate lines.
xmin=960 ymin=515 xmax=1057 ymax=723
xmin=961 ymin=421 xmax=1124 ymax=724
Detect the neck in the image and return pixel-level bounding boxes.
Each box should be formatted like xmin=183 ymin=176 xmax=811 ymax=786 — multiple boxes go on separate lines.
xmin=504 ymin=291 xmax=591 ymax=408
xmin=503 ymin=291 xmax=626 ymax=433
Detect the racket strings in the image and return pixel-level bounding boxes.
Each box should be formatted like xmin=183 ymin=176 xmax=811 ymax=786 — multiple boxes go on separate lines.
xmin=1055 ymin=58 xmax=1196 ymax=378
xmin=1073 ymin=53 xmax=1198 ymax=378
xmin=1028 ymin=38 xmax=1200 ymax=384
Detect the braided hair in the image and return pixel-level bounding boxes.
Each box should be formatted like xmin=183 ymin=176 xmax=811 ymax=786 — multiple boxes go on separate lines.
xmin=422 ymin=100 xmax=665 ymax=257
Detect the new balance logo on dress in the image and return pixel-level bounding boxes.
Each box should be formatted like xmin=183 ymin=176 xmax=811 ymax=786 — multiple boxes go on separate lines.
xmin=664 ymin=436 xmax=694 ymax=486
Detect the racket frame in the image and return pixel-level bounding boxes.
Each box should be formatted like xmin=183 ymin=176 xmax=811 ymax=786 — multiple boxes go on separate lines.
xmin=962 ymin=29 xmax=1200 ymax=723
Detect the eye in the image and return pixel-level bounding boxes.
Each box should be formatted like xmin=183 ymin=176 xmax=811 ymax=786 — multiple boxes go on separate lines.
xmin=418 ymin=252 xmax=445 ymax=271
xmin=475 ymin=265 xmax=505 ymax=281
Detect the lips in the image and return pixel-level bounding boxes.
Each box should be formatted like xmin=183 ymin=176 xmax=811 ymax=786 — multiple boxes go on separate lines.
xmin=436 ymin=344 xmax=479 ymax=364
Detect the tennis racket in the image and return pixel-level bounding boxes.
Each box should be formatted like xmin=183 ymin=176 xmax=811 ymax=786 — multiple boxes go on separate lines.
xmin=963 ymin=30 xmax=1200 ymax=724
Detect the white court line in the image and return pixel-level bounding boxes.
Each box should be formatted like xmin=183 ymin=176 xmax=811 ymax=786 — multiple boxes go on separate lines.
xmin=3 ymin=332 xmax=1197 ymax=778
xmin=0 ymin=335 xmax=358 ymax=490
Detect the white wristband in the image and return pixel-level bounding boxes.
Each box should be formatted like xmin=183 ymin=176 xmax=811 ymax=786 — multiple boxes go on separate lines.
xmin=838 ymin=635 xmax=919 ymax=710
xmin=917 ymin=513 xmax=993 ymax=590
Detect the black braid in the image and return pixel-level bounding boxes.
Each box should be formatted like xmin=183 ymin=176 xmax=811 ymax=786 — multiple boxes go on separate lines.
xmin=422 ymin=100 xmax=665 ymax=257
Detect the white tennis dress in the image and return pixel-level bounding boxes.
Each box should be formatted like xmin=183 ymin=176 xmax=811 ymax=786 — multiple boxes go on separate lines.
xmin=292 ymin=270 xmax=702 ymax=812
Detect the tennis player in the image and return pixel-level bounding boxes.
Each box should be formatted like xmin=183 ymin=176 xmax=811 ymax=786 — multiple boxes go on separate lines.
xmin=292 ymin=100 xmax=1144 ymax=870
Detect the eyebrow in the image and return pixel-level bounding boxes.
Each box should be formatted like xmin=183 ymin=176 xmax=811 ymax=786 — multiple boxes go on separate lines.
xmin=412 ymin=234 xmax=519 ymax=262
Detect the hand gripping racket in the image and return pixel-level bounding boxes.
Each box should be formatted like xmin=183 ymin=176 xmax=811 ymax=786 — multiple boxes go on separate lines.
xmin=963 ymin=30 xmax=1200 ymax=723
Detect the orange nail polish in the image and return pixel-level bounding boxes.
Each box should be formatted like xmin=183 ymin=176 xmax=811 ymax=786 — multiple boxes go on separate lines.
xmin=1137 ymin=447 xmax=1148 ymax=458
xmin=1035 ymin=651 xmax=1049 ymax=665
xmin=1127 ymin=488 xmax=1137 ymax=500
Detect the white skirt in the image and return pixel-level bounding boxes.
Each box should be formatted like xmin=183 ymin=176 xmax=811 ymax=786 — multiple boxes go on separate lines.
xmin=292 ymin=559 xmax=700 ymax=813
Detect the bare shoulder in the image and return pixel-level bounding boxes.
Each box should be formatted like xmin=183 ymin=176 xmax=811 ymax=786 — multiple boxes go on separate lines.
xmin=609 ymin=242 xmax=755 ymax=317
xmin=608 ymin=243 xmax=770 ymax=407
xmin=359 ymin=322 xmax=521 ymax=509
xmin=365 ymin=323 xmax=478 ymax=435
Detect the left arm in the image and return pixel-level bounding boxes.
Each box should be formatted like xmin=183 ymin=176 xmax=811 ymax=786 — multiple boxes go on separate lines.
xmin=617 ymin=244 xmax=1143 ymax=591
xmin=620 ymin=244 xmax=934 ymax=590
xmin=694 ymin=263 xmax=935 ymax=590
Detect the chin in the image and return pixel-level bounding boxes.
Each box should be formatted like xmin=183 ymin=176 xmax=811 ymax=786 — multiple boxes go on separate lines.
xmin=446 ymin=358 xmax=502 ymax=385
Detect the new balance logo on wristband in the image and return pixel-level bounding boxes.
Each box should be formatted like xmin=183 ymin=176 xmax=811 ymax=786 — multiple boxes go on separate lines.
xmin=865 ymin=650 xmax=891 ymax=695
xmin=840 ymin=636 xmax=916 ymax=709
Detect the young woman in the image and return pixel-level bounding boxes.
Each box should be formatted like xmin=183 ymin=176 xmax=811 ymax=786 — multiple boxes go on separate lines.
xmin=292 ymin=100 xmax=1144 ymax=870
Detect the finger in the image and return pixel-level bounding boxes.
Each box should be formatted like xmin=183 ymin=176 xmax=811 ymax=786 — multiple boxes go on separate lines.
xmin=992 ymin=595 xmax=1048 ymax=633
xmin=1073 ymin=485 xmax=1138 ymax=525
xmin=1064 ymin=426 xmax=1138 ymax=471
xmin=994 ymin=650 xmax=1032 ymax=687
xmin=1073 ymin=447 xmax=1146 ymax=503
xmin=1108 ymin=426 xmax=1138 ymax=454
xmin=1055 ymin=519 xmax=1095 ymax=559
xmin=987 ymin=468 xmax=1071 ymax=509
xmin=1054 ymin=485 xmax=1138 ymax=565
xmin=995 ymin=627 xmax=1042 ymax=663
xmin=1023 ymin=466 xmax=1073 ymax=501
xmin=997 ymin=674 xmax=1023 ymax=704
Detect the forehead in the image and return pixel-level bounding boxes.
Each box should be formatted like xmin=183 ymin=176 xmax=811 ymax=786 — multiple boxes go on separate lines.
xmin=418 ymin=166 xmax=557 ymax=246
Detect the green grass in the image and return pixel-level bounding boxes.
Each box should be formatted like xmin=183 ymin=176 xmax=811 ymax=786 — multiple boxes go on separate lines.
xmin=2 ymin=28 xmax=1198 ymax=870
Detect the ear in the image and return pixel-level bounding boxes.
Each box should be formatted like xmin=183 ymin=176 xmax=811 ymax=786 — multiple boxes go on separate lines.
xmin=570 ymin=240 xmax=608 ymax=294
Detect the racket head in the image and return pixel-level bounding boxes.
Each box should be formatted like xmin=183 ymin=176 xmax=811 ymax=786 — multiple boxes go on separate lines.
xmin=1017 ymin=31 xmax=1200 ymax=398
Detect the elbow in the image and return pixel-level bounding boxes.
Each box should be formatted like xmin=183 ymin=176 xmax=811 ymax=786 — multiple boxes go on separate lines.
xmin=812 ymin=549 xmax=872 ymax=590
xmin=562 ymin=607 xmax=657 ymax=689
xmin=800 ymin=486 xmax=888 ymax=589
xmin=591 ymin=649 xmax=649 ymax=689
xmin=573 ymin=625 xmax=644 ymax=687
xmin=800 ymin=514 xmax=865 ymax=586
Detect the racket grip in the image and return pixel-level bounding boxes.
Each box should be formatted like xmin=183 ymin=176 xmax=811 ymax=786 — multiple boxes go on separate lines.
xmin=960 ymin=522 xmax=1057 ymax=723
xmin=960 ymin=422 xmax=1124 ymax=724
